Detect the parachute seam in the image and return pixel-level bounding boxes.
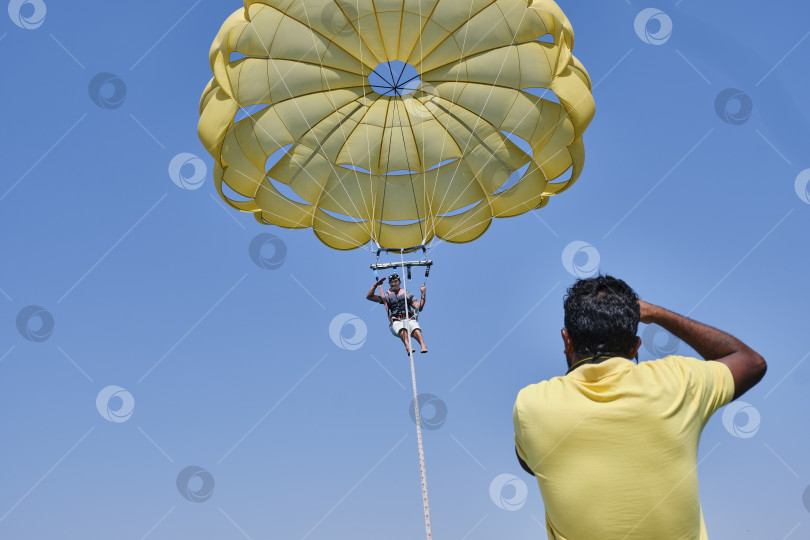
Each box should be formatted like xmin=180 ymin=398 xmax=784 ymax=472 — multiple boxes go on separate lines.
xmin=421 ymin=0 xmax=481 ymax=233
xmin=426 ymin=5 xmax=532 ymax=247
xmin=427 ymin=99 xmax=506 ymax=218
xmin=416 ymin=0 xmax=432 ymax=245
xmin=430 ymin=95 xmax=564 ymax=218
xmin=297 ymin=5 xmax=377 ymax=229
xmin=243 ymin=18 xmax=378 ymax=245
xmin=408 ymin=0 xmax=498 ymax=72
xmin=271 ymin=3 xmax=381 ymax=69
xmin=225 ymin=164 xmax=375 ymax=251
xmin=400 ymin=0 xmax=442 ymax=64
xmin=430 ymin=148 xmax=575 ymax=249
xmin=235 ymin=57 xmax=371 ymax=77
xmin=331 ymin=0 xmax=382 ymax=67
xmin=235 ymin=99 xmax=375 ymax=225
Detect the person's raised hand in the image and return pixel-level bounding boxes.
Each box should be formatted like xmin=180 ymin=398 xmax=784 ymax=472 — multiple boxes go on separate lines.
xmin=420 ymin=286 xmax=426 ymax=294
xmin=376 ymin=277 xmax=386 ymax=286
xmin=638 ymin=299 xmax=656 ymax=324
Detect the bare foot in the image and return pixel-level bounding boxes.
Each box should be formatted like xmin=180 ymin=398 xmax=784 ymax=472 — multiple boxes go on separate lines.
xmin=420 ymin=348 xmax=428 ymax=354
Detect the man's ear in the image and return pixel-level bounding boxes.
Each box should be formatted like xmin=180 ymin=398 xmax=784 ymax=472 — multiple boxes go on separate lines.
xmin=561 ymin=328 xmax=573 ymax=354
xmin=631 ymin=336 xmax=642 ymax=360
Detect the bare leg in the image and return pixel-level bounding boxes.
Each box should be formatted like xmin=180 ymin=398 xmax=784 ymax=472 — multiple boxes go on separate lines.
xmin=399 ymin=329 xmax=414 ymax=354
xmin=412 ymin=328 xmax=428 ymax=353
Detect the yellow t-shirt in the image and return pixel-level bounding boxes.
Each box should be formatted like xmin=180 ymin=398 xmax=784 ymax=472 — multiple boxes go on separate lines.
xmin=513 ymin=356 xmax=735 ymax=540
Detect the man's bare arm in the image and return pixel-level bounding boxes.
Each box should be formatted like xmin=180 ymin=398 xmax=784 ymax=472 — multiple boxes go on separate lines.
xmin=639 ymin=300 xmax=767 ymax=400
xmin=366 ymin=278 xmax=385 ymax=303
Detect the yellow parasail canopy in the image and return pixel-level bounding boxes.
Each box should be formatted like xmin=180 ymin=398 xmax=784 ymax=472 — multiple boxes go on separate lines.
xmin=198 ymin=0 xmax=595 ymax=251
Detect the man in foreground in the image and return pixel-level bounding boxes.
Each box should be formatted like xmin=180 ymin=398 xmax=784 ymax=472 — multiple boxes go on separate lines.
xmin=513 ymin=275 xmax=766 ymax=539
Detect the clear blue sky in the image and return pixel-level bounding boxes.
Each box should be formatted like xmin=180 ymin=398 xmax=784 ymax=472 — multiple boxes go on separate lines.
xmin=1 ymin=1 xmax=809 ymax=538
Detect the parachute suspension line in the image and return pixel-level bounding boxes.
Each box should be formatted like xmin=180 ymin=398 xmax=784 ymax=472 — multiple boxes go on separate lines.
xmin=394 ymin=103 xmax=426 ymax=247
xmin=377 ymin=100 xmax=396 ymax=245
xmin=373 ymin=256 xmax=394 ymax=326
xmin=399 ymin=249 xmax=432 ymax=540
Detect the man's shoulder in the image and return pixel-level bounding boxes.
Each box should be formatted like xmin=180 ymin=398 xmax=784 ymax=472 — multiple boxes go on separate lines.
xmin=640 ymin=355 xmax=703 ymax=373
xmin=516 ymin=377 xmax=565 ymax=402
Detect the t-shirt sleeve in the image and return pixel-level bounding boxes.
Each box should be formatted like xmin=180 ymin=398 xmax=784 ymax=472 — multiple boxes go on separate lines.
xmin=513 ymin=397 xmax=529 ymax=463
xmin=679 ymin=356 xmax=736 ymax=420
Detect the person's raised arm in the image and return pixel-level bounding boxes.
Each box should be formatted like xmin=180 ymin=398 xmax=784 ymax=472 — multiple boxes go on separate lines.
xmin=411 ymin=285 xmax=426 ymax=311
xmin=366 ymin=278 xmax=386 ymax=303
xmin=639 ymin=300 xmax=766 ymax=400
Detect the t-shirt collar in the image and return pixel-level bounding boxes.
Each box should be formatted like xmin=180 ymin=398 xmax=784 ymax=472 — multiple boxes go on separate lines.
xmin=566 ymin=356 xmax=636 ymax=381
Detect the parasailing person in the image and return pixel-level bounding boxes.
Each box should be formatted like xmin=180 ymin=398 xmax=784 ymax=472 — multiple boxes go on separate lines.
xmin=366 ymin=273 xmax=428 ymax=355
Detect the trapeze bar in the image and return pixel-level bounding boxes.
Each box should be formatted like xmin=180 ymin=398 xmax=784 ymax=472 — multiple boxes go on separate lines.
xmin=370 ymin=260 xmax=433 ymax=271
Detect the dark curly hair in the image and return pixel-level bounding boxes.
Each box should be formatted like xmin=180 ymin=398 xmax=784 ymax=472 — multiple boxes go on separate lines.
xmin=563 ymin=275 xmax=640 ymax=358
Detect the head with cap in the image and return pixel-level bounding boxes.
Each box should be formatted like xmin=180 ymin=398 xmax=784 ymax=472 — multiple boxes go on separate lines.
xmin=562 ymin=275 xmax=642 ymax=365
xmin=388 ymin=273 xmax=401 ymax=292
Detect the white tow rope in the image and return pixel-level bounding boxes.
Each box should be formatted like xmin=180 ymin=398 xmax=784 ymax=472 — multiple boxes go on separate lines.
xmin=400 ymin=252 xmax=432 ymax=539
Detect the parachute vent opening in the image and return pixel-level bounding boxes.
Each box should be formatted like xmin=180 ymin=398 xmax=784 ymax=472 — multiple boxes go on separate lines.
xmin=220 ymin=181 xmax=253 ymax=203
xmin=230 ymin=51 xmax=247 ymax=62
xmin=491 ymin=162 xmax=531 ymax=195
xmin=501 ymin=130 xmax=533 ymax=158
xmin=267 ymin=176 xmax=311 ymax=205
xmin=234 ymin=103 xmax=270 ymax=123
xmin=384 ymin=169 xmax=419 ymax=176
xmin=264 ymin=143 xmax=295 ymax=171
xmin=369 ymin=61 xmax=421 ymax=96
xmin=537 ymin=34 xmax=554 ymax=44
xmin=426 ymin=158 xmax=458 ymax=171
xmin=321 ymin=208 xmax=366 ymax=223
xmin=522 ymin=87 xmax=560 ymax=104
xmin=437 ymin=200 xmax=482 ymax=218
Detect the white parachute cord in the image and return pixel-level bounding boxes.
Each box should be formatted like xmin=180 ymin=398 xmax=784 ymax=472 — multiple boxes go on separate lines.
xmin=400 ymin=250 xmax=432 ymax=539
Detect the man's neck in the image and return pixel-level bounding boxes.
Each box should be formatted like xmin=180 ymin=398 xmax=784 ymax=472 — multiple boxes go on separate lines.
xmin=566 ymin=353 xmax=627 ymax=369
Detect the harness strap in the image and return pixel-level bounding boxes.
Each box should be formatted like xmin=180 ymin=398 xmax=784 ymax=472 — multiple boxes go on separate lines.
xmin=378 ymin=285 xmax=393 ymax=326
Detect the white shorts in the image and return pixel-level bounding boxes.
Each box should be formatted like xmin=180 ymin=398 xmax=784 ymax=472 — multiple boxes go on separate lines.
xmin=390 ymin=319 xmax=420 ymax=337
